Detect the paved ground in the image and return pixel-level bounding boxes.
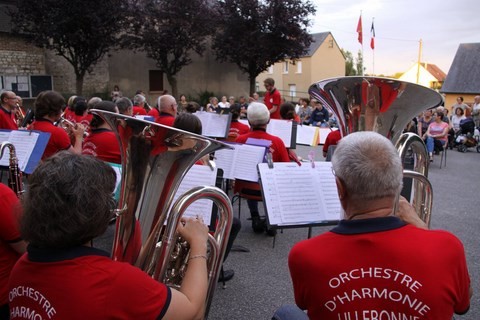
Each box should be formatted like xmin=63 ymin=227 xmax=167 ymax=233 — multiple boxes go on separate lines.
xmin=92 ymin=144 xmax=480 ymax=319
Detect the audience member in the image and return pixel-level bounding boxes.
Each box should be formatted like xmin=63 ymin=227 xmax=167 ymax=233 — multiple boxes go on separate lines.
xmin=8 ymin=152 xmax=210 ymax=319
xmin=425 ymin=111 xmax=449 ymax=162
xmin=308 ymin=99 xmax=329 ymax=127
xmin=111 ymin=84 xmax=122 ymax=101
xmin=296 ymin=98 xmax=311 ymax=125
xmin=274 ymin=131 xmax=471 ymax=320
xmin=472 ymin=95 xmax=480 ymax=128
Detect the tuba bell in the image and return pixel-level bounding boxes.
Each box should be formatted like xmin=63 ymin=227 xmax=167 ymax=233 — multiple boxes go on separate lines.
xmin=309 ymin=76 xmax=443 ymax=227
xmin=90 ymin=110 xmax=233 ymax=318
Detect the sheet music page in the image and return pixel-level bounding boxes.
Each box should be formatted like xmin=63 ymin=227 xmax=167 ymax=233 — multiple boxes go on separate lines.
xmin=296 ymin=125 xmax=319 ymax=146
xmin=213 ymin=147 xmax=237 ymax=180
xmin=0 ymin=130 xmax=40 ymax=171
xmin=258 ymin=162 xmax=341 ymax=226
xmin=238 ymin=119 xmax=250 ymax=127
xmin=266 ymin=119 xmax=293 ymax=148
xmin=314 ymin=162 xmax=342 ymax=221
xmin=319 ymin=128 xmax=338 ymax=144
xmin=171 ymin=165 xmax=217 ymax=224
xmin=233 ymin=144 xmax=266 ymax=182
xmin=194 ymin=112 xmax=230 ymax=138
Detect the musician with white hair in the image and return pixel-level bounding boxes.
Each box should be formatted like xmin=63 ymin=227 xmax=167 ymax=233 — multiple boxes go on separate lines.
xmin=274 ymin=131 xmax=471 ymax=320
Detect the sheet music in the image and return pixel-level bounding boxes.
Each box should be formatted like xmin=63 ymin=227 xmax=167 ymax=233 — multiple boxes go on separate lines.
xmin=266 ymin=119 xmax=293 ymax=148
xmin=258 ymin=162 xmax=341 ymax=227
xmin=0 ymin=130 xmax=40 ymax=171
xmin=194 ymin=111 xmax=231 ymax=138
xmin=171 ymin=165 xmax=217 ymax=224
xmin=319 ymin=127 xmax=338 ymax=144
xmin=296 ymin=125 xmax=319 ymax=146
xmin=214 ymin=143 xmax=266 ymax=182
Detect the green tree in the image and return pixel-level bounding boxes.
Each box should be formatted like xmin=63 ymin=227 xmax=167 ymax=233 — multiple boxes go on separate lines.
xmin=12 ymin=0 xmax=130 ymax=95
xmin=342 ymin=49 xmax=357 ymax=75
xmin=355 ymin=50 xmax=364 ymax=76
xmin=129 ymin=0 xmax=215 ymax=98
xmin=213 ymin=0 xmax=315 ymax=95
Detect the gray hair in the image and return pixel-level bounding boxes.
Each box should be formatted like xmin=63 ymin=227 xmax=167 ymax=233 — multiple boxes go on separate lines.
xmin=115 ymin=97 xmax=133 ymax=114
xmin=133 ymin=94 xmax=145 ymax=105
xmin=332 ymin=132 xmax=403 ymax=201
xmin=158 ymin=95 xmax=176 ymax=112
xmin=87 ymin=97 xmax=102 ymax=109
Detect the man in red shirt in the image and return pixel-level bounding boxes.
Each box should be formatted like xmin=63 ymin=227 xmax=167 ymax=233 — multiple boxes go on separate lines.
xmin=150 ymin=94 xmax=178 ymax=154
xmin=0 ymin=183 xmax=26 ymax=319
xmin=132 ymin=94 xmax=148 ymax=116
xmin=322 ymin=129 xmax=341 ymax=159
xmin=0 ymin=91 xmax=19 ymax=130
xmin=236 ymin=102 xmax=289 ymax=235
xmin=274 ymin=132 xmax=472 ymax=320
xmin=263 ymin=78 xmax=282 ymax=120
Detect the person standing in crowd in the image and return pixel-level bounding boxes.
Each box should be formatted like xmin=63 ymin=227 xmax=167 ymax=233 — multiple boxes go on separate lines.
xmin=8 ymin=152 xmax=210 ymax=320
xmin=0 ymin=91 xmax=19 ymax=130
xmin=274 ymin=131 xmax=471 ymax=320
xmin=263 ymin=78 xmax=281 ymax=120
xmin=115 ymin=97 xmax=133 ymax=116
xmin=132 ymin=94 xmax=148 ymax=116
xmin=30 ymin=91 xmax=84 ymax=159
xmin=178 ymin=94 xmax=188 ymax=114
xmin=472 ymin=95 xmax=480 ymax=128
xmin=296 ymin=98 xmax=311 ymax=125
xmin=82 ymin=101 xmax=121 ymax=164
xmin=425 ymin=111 xmax=449 ymax=162
xmin=0 ymin=183 xmax=27 ymax=320
xmin=111 ymin=85 xmax=122 ymax=101
xmin=451 ymin=96 xmax=471 ymax=117
xmin=308 ymin=99 xmax=329 ymax=127
xmin=235 ymin=102 xmax=289 ymax=236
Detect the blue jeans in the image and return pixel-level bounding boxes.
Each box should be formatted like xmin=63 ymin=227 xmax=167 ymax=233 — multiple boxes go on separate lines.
xmin=272 ymin=305 xmax=309 ymax=320
xmin=426 ymin=137 xmax=445 ymax=153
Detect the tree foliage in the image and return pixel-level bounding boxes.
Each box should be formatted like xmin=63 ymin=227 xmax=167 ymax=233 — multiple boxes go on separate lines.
xmin=12 ymin=0 xmax=129 ymax=95
xmin=129 ymin=0 xmax=215 ymax=98
xmin=342 ymin=49 xmax=356 ymax=76
xmin=213 ymin=0 xmax=315 ymax=95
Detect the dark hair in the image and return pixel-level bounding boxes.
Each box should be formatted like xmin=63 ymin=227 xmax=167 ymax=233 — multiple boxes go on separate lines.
xmin=173 ymin=113 xmax=202 ymax=135
xmin=229 ymin=103 xmax=242 ymax=120
xmin=21 ymin=152 xmax=116 ymax=248
xmin=90 ymin=101 xmax=117 ymax=128
xmin=34 ymin=91 xmax=65 ymax=118
xmin=455 ymin=107 xmax=464 ymax=115
xmin=436 ymin=111 xmax=444 ymax=118
xmin=280 ymin=102 xmax=296 ymax=120
xmin=264 ymin=78 xmax=275 ymax=86
xmin=74 ymin=100 xmax=88 ymax=116
xmin=458 ymin=96 xmax=464 ymax=102
xmin=186 ymin=101 xmax=200 ymax=113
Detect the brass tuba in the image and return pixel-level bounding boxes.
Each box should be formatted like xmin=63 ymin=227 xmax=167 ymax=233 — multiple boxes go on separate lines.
xmin=0 ymin=141 xmax=24 ymax=198
xmin=309 ymin=76 xmax=443 ymax=227
xmin=90 ymin=110 xmax=233 ymax=317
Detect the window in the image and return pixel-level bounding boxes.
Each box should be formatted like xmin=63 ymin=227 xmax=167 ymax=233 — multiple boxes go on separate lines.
xmin=296 ymin=61 xmax=302 ymax=74
xmin=149 ymin=70 xmax=164 ymax=92
xmin=283 ymin=61 xmax=289 ymax=73
xmin=289 ymin=84 xmax=296 ymax=97
xmin=268 ymin=65 xmax=273 ymax=74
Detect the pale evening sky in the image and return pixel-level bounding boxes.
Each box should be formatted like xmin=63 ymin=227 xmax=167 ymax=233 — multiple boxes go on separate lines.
xmin=309 ymin=0 xmax=480 ymax=76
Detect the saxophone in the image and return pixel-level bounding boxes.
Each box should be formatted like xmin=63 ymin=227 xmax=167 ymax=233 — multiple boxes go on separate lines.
xmin=0 ymin=142 xmax=24 ymax=197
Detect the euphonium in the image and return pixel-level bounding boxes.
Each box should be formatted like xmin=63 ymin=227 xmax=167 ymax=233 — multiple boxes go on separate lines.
xmin=90 ymin=110 xmax=233 ymax=317
xmin=309 ymin=76 xmax=443 ymax=227
xmin=0 ymin=142 xmax=24 ymax=197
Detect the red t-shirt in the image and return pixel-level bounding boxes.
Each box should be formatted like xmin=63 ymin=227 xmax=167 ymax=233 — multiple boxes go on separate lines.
xmin=147 ymin=108 xmax=160 ymax=121
xmin=0 ymin=106 xmax=17 ymax=130
xmin=72 ymin=113 xmax=93 ymax=128
xmin=236 ymin=129 xmax=290 ymax=162
xmin=0 ymin=184 xmax=21 ymax=305
xmin=289 ymin=217 xmax=471 ymax=320
xmin=323 ymin=130 xmax=342 ymax=154
xmin=133 ymin=106 xmax=147 ymax=116
xmin=62 ymin=108 xmax=76 ymax=123
xmin=30 ymin=119 xmax=71 ymax=159
xmin=264 ymin=89 xmax=282 ymax=120
xmin=8 ymin=246 xmax=171 ymax=319
xmin=82 ymin=128 xmax=121 ymax=164
xmin=228 ymin=120 xmax=250 ymax=140
xmin=151 ymin=113 xmax=176 ymax=155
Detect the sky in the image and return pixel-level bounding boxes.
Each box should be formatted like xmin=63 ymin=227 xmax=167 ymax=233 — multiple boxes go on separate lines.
xmin=308 ymin=0 xmax=480 ymax=76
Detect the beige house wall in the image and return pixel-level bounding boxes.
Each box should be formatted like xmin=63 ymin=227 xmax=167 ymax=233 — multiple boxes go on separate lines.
xmin=310 ymin=34 xmax=345 ymax=86
xmin=108 ymin=45 xmax=250 ymax=105
xmin=399 ymin=64 xmax=437 ymax=89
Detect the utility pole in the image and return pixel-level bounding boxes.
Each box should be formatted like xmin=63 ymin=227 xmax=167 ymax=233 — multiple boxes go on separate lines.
xmin=416 ymin=39 xmax=423 ymax=84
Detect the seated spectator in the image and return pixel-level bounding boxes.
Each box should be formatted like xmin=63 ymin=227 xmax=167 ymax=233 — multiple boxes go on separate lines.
xmin=308 ymin=99 xmax=329 ymax=127
xmin=274 ymin=131 xmax=471 ymax=320
xmin=425 ymin=111 xmax=449 ymax=162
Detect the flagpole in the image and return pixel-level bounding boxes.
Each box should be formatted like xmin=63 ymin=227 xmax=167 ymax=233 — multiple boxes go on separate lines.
xmin=360 ymin=11 xmax=364 ymax=76
xmin=416 ymin=39 xmax=423 ymax=84
xmin=372 ymin=17 xmax=375 ymax=75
